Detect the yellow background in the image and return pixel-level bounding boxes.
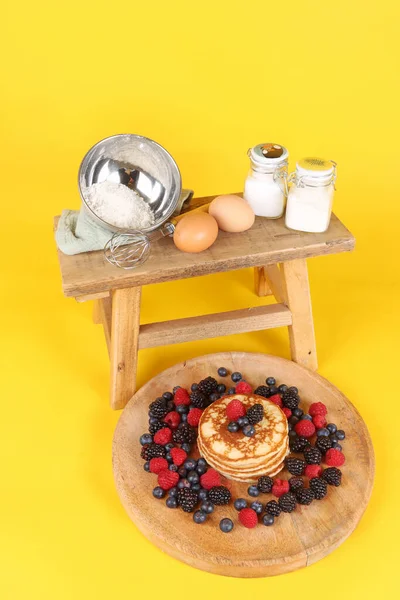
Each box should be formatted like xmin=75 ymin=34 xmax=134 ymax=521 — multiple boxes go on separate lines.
xmin=1 ymin=0 xmax=400 ymax=598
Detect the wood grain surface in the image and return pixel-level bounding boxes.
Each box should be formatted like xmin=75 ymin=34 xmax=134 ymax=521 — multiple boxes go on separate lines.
xmin=113 ymin=352 xmax=374 ymax=577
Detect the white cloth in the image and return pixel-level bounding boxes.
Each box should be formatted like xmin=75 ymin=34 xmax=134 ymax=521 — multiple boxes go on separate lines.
xmin=56 ymin=207 xmax=113 ymax=255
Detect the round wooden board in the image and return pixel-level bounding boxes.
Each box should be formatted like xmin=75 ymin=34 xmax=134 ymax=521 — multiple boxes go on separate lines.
xmin=112 ymin=352 xmax=374 ymax=577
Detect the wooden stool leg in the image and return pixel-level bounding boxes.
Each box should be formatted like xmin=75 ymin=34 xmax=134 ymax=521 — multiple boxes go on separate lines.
xmin=93 ymin=300 xmax=102 ymax=324
xmin=110 ymin=287 xmax=141 ymax=410
xmin=254 ymin=267 xmax=272 ymax=297
xmin=281 ymin=259 xmax=317 ymax=371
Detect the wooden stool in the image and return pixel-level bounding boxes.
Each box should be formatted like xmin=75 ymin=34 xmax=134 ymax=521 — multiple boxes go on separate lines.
xmin=55 ymin=194 xmax=354 ymax=410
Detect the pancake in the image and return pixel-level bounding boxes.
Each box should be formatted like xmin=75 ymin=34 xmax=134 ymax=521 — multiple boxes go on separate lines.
xmin=198 ymin=394 xmax=289 ymax=482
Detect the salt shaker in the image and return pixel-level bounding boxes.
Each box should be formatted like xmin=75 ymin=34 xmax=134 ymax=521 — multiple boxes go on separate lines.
xmin=285 ymin=158 xmax=337 ymax=233
xmin=243 ymin=143 xmax=289 ymax=218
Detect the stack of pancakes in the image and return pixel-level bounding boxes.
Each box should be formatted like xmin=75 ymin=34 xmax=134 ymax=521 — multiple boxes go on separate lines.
xmin=198 ymin=394 xmax=289 ymax=483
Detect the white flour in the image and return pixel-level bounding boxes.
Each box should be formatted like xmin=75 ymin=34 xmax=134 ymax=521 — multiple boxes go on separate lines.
xmin=85 ymin=181 xmax=155 ymax=229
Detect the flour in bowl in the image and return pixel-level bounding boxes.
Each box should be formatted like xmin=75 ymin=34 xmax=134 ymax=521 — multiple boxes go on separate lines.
xmin=85 ymin=181 xmax=155 ymax=229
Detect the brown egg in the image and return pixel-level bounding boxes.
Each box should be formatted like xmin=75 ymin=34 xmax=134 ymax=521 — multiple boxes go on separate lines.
xmin=209 ymin=195 xmax=255 ymax=232
xmin=173 ymin=212 xmax=219 ymax=253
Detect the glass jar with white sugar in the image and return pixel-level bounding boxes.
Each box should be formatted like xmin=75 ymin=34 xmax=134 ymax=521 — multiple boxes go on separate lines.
xmin=285 ymin=158 xmax=337 ymax=233
xmin=243 ymin=143 xmax=289 ymax=218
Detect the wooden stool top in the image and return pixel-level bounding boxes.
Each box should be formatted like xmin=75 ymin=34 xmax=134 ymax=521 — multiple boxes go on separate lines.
xmin=55 ymin=194 xmax=355 ymax=298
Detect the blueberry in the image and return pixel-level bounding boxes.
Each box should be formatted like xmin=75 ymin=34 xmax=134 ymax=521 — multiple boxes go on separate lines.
xmin=231 ymin=372 xmax=242 ymax=382
xmin=327 ymin=423 xmax=337 ymax=434
xmin=262 ymin=514 xmax=274 ymax=526
xmin=234 ymin=498 xmax=247 ymax=510
xmin=251 ymin=501 xmax=263 ymax=514
xmin=191 ymin=383 xmax=199 ymax=391
xmin=169 ymin=464 xmax=178 ymax=472
xmin=140 ymin=433 xmax=153 ymax=446
xmin=293 ymin=408 xmax=303 ymax=418
xmin=198 ymin=488 xmax=208 ymax=501
xmin=197 ymin=458 xmax=207 ymax=468
xmin=173 ymin=386 xmax=181 ymax=394
xmin=332 ymin=443 xmax=342 ymax=451
xmin=201 ymin=501 xmax=214 ymax=514
xmin=176 ymin=404 xmax=189 ymax=415
xmin=289 ymin=430 xmax=298 ymax=438
xmin=187 ymin=470 xmax=199 ymax=484
xmin=278 ymin=384 xmax=288 ymax=393
xmin=269 ymin=386 xmax=278 ymax=395
xmin=242 ymin=424 xmax=256 ymax=437
xmin=196 ymin=464 xmax=207 ymax=475
xmin=149 ymin=417 xmax=159 ymax=426
xmin=166 ymin=496 xmax=178 ymax=508
xmin=317 ymin=428 xmax=330 ymax=437
xmin=178 ymin=467 xmax=187 ymax=478
xmin=152 ymin=486 xmax=165 ymax=499
xmin=248 ymin=485 xmax=260 ymax=497
xmin=330 ymin=435 xmax=338 ymax=444
xmin=217 ymin=384 xmax=226 ymax=394
xmin=228 ymin=387 xmax=236 ymax=394
xmin=166 ymin=401 xmax=174 ymax=411
xmin=228 ymin=421 xmax=240 ymax=433
xmin=143 ymin=461 xmax=150 ymax=472
xmin=237 ymin=416 xmax=249 ymax=427
xmin=166 ymin=452 xmax=173 ymax=463
xmin=163 ymin=391 xmax=173 ymax=401
xmin=181 ymin=414 xmax=188 ymax=423
xmin=220 ymin=518 xmax=234 ymax=533
xmin=184 ymin=459 xmax=197 ymax=471
xmin=168 ymin=487 xmax=178 ymax=497
xmin=209 ymin=393 xmax=220 ymax=402
xmin=301 ymin=414 xmax=312 ymax=421
xmin=289 ymin=416 xmax=299 ymax=428
xmin=218 ymin=367 xmax=228 ymax=377
xmin=266 ymin=377 xmax=276 ymax=386
xmin=191 ymin=483 xmax=201 ymax=491
xmin=288 ymin=386 xmax=298 ymax=394
xmin=178 ymin=479 xmax=190 ymax=489
xmin=193 ymin=510 xmax=207 ymax=524
xmin=181 ymin=443 xmax=191 ymax=453
xmin=336 ymin=430 xmax=345 ymax=440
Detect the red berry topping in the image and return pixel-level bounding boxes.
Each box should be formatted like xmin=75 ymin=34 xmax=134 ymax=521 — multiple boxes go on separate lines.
xmin=149 ymin=457 xmax=168 ymax=474
xmin=272 ymin=479 xmax=290 ymax=498
xmin=158 ymin=469 xmax=179 ymax=490
xmin=163 ymin=411 xmax=181 ymax=429
xmin=226 ymin=399 xmax=246 ymax=421
xmin=187 ymin=408 xmax=203 ymax=427
xmin=305 ymin=464 xmax=322 ymax=478
xmin=235 ymin=381 xmax=253 ymax=394
xmin=309 ymin=402 xmax=327 ymax=417
xmin=325 ymin=448 xmax=345 ymax=467
xmin=200 ymin=468 xmax=221 ymax=490
xmin=154 ymin=427 xmax=172 ymax=445
xmin=294 ymin=420 xmax=316 ymax=438
xmin=312 ymin=414 xmax=327 ymax=429
xmin=173 ymin=388 xmax=191 ymax=405
xmin=282 ymin=407 xmax=292 ymax=418
xmin=170 ymin=447 xmax=187 ymax=466
xmin=269 ymin=394 xmax=283 ymax=408
xmin=239 ymin=508 xmax=258 ymax=528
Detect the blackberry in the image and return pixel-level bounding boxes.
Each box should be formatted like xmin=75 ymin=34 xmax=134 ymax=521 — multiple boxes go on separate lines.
xmin=304 ymin=447 xmax=322 ymax=465
xmin=309 ymin=477 xmax=328 ymax=499
xmin=177 ymin=488 xmax=199 ymax=512
xmin=290 ymin=436 xmax=311 ymax=453
xmin=289 ymin=476 xmax=304 ymax=492
xmin=190 ymin=390 xmax=207 ymax=409
xmin=257 ymin=476 xmax=274 ymax=494
xmin=254 ymin=385 xmax=270 ymax=398
xmin=208 ymin=486 xmax=231 ymax=505
xmin=140 ymin=443 xmax=166 ymax=460
xmin=285 ymin=457 xmax=306 ymax=475
xmin=322 ymin=467 xmax=342 ymax=487
xmin=172 ymin=423 xmax=197 ymax=444
xmin=149 ymin=398 xmax=168 ymax=419
xmin=278 ymin=492 xmax=297 ymax=513
xmin=148 ymin=420 xmax=167 ymax=435
xmin=296 ymin=488 xmax=315 ymax=505
xmin=282 ymin=391 xmax=300 ymax=410
xmin=198 ymin=376 xmax=218 ymax=396
xmin=265 ymin=500 xmax=281 ymax=517
xmin=316 ymin=436 xmax=333 ymax=454
xmin=247 ymin=404 xmax=264 ymax=425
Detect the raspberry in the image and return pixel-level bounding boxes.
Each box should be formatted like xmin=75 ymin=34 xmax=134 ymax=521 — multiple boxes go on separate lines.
xmin=308 ymin=402 xmax=327 ymax=417
xmin=294 ymin=420 xmax=316 ymax=438
xmin=305 ymin=464 xmax=322 ymax=478
xmin=173 ymin=388 xmax=191 ymax=406
xmin=163 ymin=411 xmax=181 ymax=429
xmin=313 ymin=414 xmax=327 ymax=429
xmin=325 ymin=448 xmax=345 ymax=467
xmin=200 ymin=468 xmax=221 ymax=490
xmin=153 ymin=427 xmax=172 ymax=445
xmin=282 ymin=407 xmax=292 ymax=418
xmin=170 ymin=447 xmax=187 ymax=466
xmin=158 ymin=469 xmax=179 ymax=490
xmin=149 ymin=457 xmax=168 ymax=474
xmin=226 ymin=399 xmax=246 ymax=421
xmin=235 ymin=381 xmax=253 ymax=394
xmin=269 ymin=394 xmax=283 ymax=408
xmin=187 ymin=408 xmax=203 ymax=427
xmin=239 ymin=508 xmax=258 ymax=528
xmin=272 ymin=479 xmax=290 ymax=498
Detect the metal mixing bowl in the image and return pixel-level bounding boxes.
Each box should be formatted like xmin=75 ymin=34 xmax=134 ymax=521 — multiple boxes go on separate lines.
xmin=78 ymin=134 xmax=182 ymax=234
